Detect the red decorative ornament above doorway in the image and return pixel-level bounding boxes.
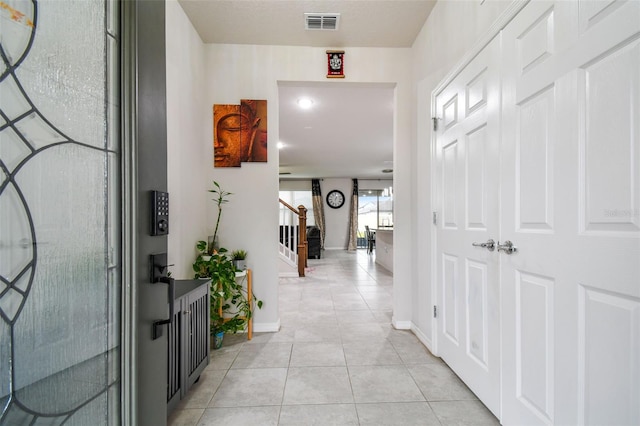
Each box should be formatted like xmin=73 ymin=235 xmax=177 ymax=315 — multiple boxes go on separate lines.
xmin=326 ymin=50 xmax=345 ymax=78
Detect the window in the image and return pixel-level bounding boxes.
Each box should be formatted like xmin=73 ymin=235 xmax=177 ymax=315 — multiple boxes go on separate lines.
xmin=357 ymin=189 xmax=393 ymax=247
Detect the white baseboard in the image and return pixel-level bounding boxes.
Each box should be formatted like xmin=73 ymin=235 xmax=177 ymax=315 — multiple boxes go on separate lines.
xmin=410 ymin=322 xmax=434 ymax=354
xmin=253 ymin=319 xmax=281 ymax=333
xmin=392 ymin=319 xmax=412 ymax=330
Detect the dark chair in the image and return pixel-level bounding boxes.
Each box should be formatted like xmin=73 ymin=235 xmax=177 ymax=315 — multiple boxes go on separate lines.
xmin=365 ymin=225 xmax=375 ymax=254
xmin=307 ymin=226 xmax=321 ymax=259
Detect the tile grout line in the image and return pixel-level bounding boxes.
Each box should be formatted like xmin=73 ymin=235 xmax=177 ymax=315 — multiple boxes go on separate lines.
xmin=172 ymin=250 xmax=496 ymax=425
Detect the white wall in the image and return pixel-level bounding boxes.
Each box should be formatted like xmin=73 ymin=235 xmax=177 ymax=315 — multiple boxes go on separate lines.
xmin=359 ymin=179 xmax=393 ymax=191
xmin=202 ymin=43 xmax=412 ymax=330
xmin=410 ymin=0 xmax=512 ymax=346
xmin=279 ymin=180 xmax=312 ymax=191
xmin=166 ymin=1 xmax=208 ymax=279
xmin=279 ymin=179 xmax=392 ymax=192
xmin=167 ymin=0 xmax=513 ymax=336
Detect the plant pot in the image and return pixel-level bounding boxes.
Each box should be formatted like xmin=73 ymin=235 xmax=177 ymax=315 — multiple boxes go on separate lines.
xmin=212 ymin=330 xmax=224 ymax=350
xmin=233 ymin=259 xmax=247 ymax=271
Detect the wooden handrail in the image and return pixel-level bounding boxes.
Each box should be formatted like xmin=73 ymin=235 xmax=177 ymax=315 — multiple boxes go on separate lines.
xmin=279 ymin=198 xmax=299 ymax=214
xmin=278 ymin=199 xmax=308 ymax=277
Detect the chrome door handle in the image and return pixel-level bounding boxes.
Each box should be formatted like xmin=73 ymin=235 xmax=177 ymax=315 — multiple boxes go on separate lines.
xmin=497 ymin=240 xmax=517 ymax=255
xmin=472 ymin=239 xmax=495 ymax=251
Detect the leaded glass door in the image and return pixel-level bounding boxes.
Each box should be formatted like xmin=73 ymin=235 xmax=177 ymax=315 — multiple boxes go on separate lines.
xmin=1 ymin=0 xmax=121 ymax=423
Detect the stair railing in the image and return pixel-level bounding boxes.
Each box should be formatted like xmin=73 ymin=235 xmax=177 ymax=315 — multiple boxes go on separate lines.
xmin=278 ymin=199 xmax=307 ymax=277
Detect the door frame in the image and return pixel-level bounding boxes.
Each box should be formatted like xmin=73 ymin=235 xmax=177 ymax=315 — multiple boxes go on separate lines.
xmin=120 ymin=1 xmax=138 ymax=423
xmin=120 ymin=1 xmax=169 ymax=424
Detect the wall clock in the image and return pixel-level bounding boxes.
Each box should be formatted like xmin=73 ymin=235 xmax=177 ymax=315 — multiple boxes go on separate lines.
xmin=326 ymin=189 xmax=345 ymax=209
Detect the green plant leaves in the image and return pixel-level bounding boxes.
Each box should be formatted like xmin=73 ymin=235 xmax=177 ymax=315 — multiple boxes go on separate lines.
xmin=193 ymin=244 xmax=262 ymax=335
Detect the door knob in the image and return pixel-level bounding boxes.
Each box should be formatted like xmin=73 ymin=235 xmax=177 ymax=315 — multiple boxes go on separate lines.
xmin=472 ymin=239 xmax=495 ymax=251
xmin=497 ymin=240 xmax=517 ymax=255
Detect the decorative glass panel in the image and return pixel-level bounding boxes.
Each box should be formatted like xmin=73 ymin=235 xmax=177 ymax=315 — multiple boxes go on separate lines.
xmin=0 ymin=0 xmax=120 ymax=423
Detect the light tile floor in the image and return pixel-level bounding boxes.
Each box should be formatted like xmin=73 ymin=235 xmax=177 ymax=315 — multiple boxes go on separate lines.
xmin=168 ymin=249 xmax=500 ymax=426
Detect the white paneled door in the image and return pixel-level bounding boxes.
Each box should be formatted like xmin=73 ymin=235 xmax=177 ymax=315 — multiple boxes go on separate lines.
xmin=500 ymin=1 xmax=640 ymax=425
xmin=434 ymin=36 xmax=502 ymax=416
xmin=434 ymin=0 xmax=640 ymax=424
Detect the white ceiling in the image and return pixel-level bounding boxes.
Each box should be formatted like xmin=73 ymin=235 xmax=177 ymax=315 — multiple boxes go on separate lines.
xmin=278 ymin=82 xmax=395 ymax=179
xmin=177 ymin=0 xmax=436 ymax=48
xmin=178 ymin=0 xmax=437 ymax=180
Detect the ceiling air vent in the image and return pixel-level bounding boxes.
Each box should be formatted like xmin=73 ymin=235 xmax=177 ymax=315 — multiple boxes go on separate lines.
xmin=304 ymin=13 xmax=340 ymax=31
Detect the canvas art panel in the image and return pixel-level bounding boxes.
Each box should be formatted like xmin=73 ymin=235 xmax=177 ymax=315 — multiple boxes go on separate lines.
xmin=241 ymin=99 xmax=268 ymax=162
xmin=213 ymin=104 xmax=242 ymax=167
xmin=213 ymin=100 xmax=267 ymax=167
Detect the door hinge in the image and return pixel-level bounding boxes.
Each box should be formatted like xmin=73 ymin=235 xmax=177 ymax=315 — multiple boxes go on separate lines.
xmin=432 ymin=211 xmax=437 ymax=225
xmin=432 ymin=117 xmax=439 ymax=131
xmin=433 ymin=305 xmax=437 ymax=318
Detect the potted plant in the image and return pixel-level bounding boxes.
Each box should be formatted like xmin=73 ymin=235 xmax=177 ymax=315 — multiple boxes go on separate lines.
xmin=231 ymin=249 xmax=248 ymax=271
xmin=192 ymin=181 xmax=262 ymax=349
xmin=193 ymin=245 xmax=262 ymax=348
xmin=207 ymin=181 xmax=232 ymax=254
xmin=193 ymin=246 xmax=235 ymax=348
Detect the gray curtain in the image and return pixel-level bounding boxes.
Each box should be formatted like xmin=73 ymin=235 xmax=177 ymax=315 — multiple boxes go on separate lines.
xmin=347 ymin=179 xmax=358 ymax=250
xmin=312 ymin=179 xmax=326 ymax=249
